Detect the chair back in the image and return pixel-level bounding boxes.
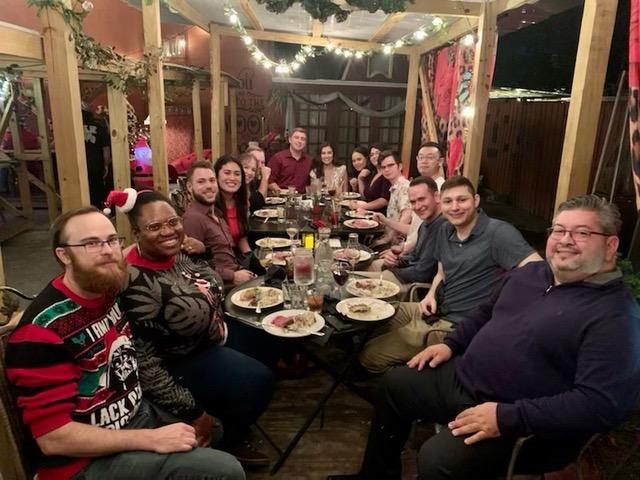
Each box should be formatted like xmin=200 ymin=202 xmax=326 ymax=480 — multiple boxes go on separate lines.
xmin=0 ymin=309 xmax=30 ymax=480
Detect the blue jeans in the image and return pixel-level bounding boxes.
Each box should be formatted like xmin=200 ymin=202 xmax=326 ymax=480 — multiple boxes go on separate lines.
xmin=72 ymin=401 xmax=244 ymax=480
xmin=169 ymin=344 xmax=275 ymax=444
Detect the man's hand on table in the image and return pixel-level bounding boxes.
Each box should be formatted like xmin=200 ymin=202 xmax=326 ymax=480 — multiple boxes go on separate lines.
xmin=233 ymin=269 xmax=256 ymax=284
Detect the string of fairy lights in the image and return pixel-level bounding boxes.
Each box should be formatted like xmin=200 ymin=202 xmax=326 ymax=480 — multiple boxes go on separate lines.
xmin=222 ymin=2 xmax=452 ymax=75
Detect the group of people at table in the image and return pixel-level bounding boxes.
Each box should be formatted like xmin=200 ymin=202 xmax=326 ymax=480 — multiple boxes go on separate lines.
xmin=5 ymin=127 xmax=640 ymax=480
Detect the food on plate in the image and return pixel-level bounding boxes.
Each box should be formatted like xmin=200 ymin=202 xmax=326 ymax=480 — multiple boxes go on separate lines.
xmin=348 ymin=303 xmax=371 ymax=313
xmin=347 ymin=279 xmax=399 ymax=298
xmin=265 ymin=197 xmax=285 ymax=204
xmin=270 ymin=311 xmax=316 ymax=329
xmin=238 ymin=287 xmax=281 ymax=307
xmin=256 ymin=237 xmax=291 ymax=248
xmin=255 ymin=209 xmax=277 ymax=217
xmin=355 ymin=280 xmax=375 ymax=290
xmin=353 ymin=219 xmax=373 ymax=228
xmin=273 ymin=251 xmax=292 ymax=261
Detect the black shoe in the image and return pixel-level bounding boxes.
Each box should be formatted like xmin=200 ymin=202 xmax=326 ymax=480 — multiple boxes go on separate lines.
xmin=327 ymin=475 xmax=363 ymax=480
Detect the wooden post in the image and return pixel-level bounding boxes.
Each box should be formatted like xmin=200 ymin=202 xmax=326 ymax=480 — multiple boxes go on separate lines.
xmin=0 ymin=245 xmax=4 ymax=287
xmin=192 ymin=79 xmax=204 ymax=160
xmin=221 ymin=76 xmax=228 ymax=153
xmin=230 ymin=86 xmax=238 ymax=155
xmin=210 ymin=25 xmax=222 ymax=156
xmin=418 ymin=63 xmax=438 ymax=142
xmin=9 ymin=112 xmax=32 ymax=218
xmin=142 ymin=0 xmax=169 ymax=196
xmin=40 ymin=1 xmax=90 ymax=211
xmin=32 ymin=78 xmax=59 ymax=224
xmin=106 ymin=86 xmax=132 ymax=243
xmin=554 ymin=0 xmax=618 ymax=209
xmin=463 ymin=1 xmax=497 ymax=188
xmin=401 ymin=49 xmax=421 ymax=173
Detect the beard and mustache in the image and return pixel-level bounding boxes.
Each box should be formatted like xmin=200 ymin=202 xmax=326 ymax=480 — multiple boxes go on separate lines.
xmin=70 ymin=253 xmax=129 ymax=297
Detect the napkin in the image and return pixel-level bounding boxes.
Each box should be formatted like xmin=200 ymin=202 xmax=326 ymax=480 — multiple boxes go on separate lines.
xmin=263 ymin=266 xmax=287 ymax=288
xmin=322 ymin=297 xmax=353 ymax=331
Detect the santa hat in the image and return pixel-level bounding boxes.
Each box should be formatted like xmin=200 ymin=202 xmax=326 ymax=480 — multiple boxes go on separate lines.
xmin=103 ymin=188 xmax=137 ymax=215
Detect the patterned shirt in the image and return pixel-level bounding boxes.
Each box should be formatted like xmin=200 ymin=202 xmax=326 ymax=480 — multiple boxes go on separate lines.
xmin=6 ymin=277 xmax=141 ymax=480
xmin=386 ymin=176 xmax=411 ymax=232
xmin=121 ymin=250 xmax=227 ymax=421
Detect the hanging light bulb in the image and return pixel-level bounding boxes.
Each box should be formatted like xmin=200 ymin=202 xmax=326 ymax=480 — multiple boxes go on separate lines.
xmin=343 ymin=50 xmax=353 ymax=58
xmin=335 ymin=48 xmax=343 ymax=56
xmin=395 ymin=39 xmax=404 ymax=48
xmin=262 ymin=60 xmax=271 ymax=69
xmin=462 ymin=106 xmax=474 ymax=118
xmin=383 ymin=45 xmax=393 ymax=54
xmin=355 ymin=51 xmax=363 ymax=59
xmin=229 ymin=13 xmax=238 ymax=24
xmin=463 ymin=34 xmax=475 ymax=46
xmin=326 ymin=42 xmax=335 ymax=52
xmin=414 ymin=30 xmax=427 ymax=40
xmin=432 ymin=17 xmax=444 ymax=28
xmin=243 ymin=36 xmax=253 ymax=45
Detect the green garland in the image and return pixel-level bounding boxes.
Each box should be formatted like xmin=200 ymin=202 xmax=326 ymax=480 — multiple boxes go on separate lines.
xmin=255 ymin=0 xmax=412 ymax=23
xmin=26 ymin=0 xmax=159 ymax=92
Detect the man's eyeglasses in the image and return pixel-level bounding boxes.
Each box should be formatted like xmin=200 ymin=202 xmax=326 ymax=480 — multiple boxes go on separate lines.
xmin=62 ymin=237 xmax=125 ymax=252
xmin=416 ymin=154 xmax=439 ymax=161
xmin=547 ymin=227 xmax=611 ymax=242
xmin=145 ymin=216 xmax=182 ymax=232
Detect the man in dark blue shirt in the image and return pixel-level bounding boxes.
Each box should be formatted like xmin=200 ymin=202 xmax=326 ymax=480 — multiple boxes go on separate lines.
xmin=331 ymin=195 xmax=640 ymax=480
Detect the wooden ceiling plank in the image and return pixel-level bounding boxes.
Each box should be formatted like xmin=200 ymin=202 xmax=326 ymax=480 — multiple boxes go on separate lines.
xmin=0 ymin=23 xmax=44 ymax=61
xmin=164 ymin=0 xmax=210 ymax=31
xmin=405 ymin=0 xmax=480 ymax=17
xmin=239 ymin=0 xmax=264 ymax=31
xmin=417 ymin=17 xmax=479 ymax=54
xmin=312 ymin=20 xmax=323 ymax=38
xmin=369 ymin=13 xmax=406 ymax=43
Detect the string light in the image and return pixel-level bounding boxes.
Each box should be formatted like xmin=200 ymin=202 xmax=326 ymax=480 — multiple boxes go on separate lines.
xmin=223 ymin=2 xmax=448 ymax=75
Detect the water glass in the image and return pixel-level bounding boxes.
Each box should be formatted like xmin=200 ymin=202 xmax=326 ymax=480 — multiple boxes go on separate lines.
xmin=293 ymin=248 xmax=315 ymax=287
xmin=288 ymin=284 xmax=307 ymax=309
xmin=277 ymin=206 xmax=286 ymax=224
xmin=281 ymin=280 xmax=292 ymax=308
xmin=306 ymin=288 xmax=324 ymax=312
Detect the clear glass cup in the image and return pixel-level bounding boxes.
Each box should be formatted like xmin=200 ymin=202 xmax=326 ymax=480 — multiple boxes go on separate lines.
xmin=306 ymin=288 xmax=324 ymax=312
xmin=258 ymin=246 xmax=273 ymax=269
xmin=293 ymin=248 xmax=315 ymax=287
xmin=277 ymin=206 xmax=286 ymax=224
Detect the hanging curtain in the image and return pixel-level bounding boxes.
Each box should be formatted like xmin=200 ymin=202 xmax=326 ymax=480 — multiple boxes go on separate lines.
xmin=289 ymin=91 xmax=405 ymax=118
xmin=629 ymin=0 xmax=640 ymax=211
xmin=421 ymin=41 xmax=475 ymax=177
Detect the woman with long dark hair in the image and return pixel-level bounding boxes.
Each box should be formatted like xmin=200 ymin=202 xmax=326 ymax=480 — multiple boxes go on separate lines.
xmin=214 ymin=155 xmax=251 ymax=255
xmin=309 ymin=141 xmax=346 ymax=193
xmin=352 ymin=143 xmax=391 ymax=212
xmin=347 ymin=146 xmax=372 ymax=192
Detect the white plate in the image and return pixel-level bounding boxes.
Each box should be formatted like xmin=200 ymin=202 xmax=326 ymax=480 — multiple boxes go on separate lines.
xmin=342 ymin=192 xmax=361 ymax=199
xmin=339 ymin=200 xmax=353 ymax=207
xmin=333 ymin=249 xmax=372 ymax=263
xmin=345 ymin=210 xmax=373 ymax=219
xmin=264 ymin=197 xmax=286 ymax=205
xmin=230 ymin=287 xmax=283 ymax=310
xmin=336 ymin=297 xmax=395 ymax=322
xmin=267 ymin=251 xmax=292 ymax=266
xmin=254 ymin=209 xmax=279 ymax=218
xmin=345 ymin=279 xmax=400 ymax=299
xmin=343 ymin=219 xmax=379 ymax=229
xmin=255 ymin=238 xmax=292 ymax=248
xmin=261 ymin=309 xmax=325 ymax=338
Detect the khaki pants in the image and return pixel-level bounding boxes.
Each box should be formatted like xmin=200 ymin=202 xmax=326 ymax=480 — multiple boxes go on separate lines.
xmin=358 ymin=303 xmax=454 ymax=374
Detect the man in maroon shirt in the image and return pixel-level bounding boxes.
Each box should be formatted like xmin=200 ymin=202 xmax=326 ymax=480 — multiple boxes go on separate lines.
xmin=267 ymin=127 xmax=313 ymax=194
xmin=182 ymin=161 xmax=255 ymax=287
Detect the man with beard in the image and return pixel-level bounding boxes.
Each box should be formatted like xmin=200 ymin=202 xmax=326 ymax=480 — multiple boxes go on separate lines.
xmin=5 ymin=207 xmax=244 ymax=480
xmin=182 ymin=160 xmax=255 ymax=287
xmin=330 ymin=195 xmax=640 ymax=480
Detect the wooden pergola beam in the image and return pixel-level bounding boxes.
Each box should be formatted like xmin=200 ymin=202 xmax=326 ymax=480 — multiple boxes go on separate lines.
xmin=192 ymin=78 xmax=204 ymax=160
xmin=229 ymin=86 xmax=238 ymax=155
xmin=106 ymin=86 xmax=132 ymax=243
xmin=405 ymin=0 xmax=480 ymax=17
xmin=210 ymin=24 xmax=223 ymax=156
xmin=39 ymin=1 xmax=89 ymax=211
xmin=554 ymin=0 xmax=618 ymax=209
xmin=312 ymin=20 xmax=323 ymax=38
xmin=400 ymin=49 xmax=421 ymax=173
xmin=164 ymin=0 xmax=210 ymax=31
xmin=418 ymin=17 xmax=479 ymax=54
xmin=0 ymin=22 xmax=43 ymax=61
xmin=239 ymin=0 xmax=264 ymax=31
xmin=142 ymin=0 xmax=169 ymax=196
xmin=369 ymin=13 xmax=405 ymax=43
xmin=463 ymin=1 xmax=498 ymax=188
xmin=216 ymin=26 xmax=414 ymax=55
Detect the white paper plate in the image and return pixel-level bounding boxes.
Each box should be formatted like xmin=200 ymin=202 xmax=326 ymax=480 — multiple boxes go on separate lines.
xmin=342 ymin=192 xmax=361 ymax=199
xmin=333 ymin=249 xmax=372 ymax=263
xmin=264 ymin=197 xmax=286 ymax=205
xmin=230 ymin=287 xmax=283 ymax=310
xmin=261 ymin=309 xmax=325 ymax=338
xmin=343 ymin=219 xmax=379 ymax=229
xmin=254 ymin=209 xmax=279 ymax=218
xmin=336 ymin=297 xmax=395 ymax=322
xmin=255 ymin=238 xmax=292 ymax=248
xmin=345 ymin=279 xmax=400 ymax=299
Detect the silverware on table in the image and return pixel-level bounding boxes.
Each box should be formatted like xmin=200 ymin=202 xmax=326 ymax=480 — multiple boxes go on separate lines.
xmin=254 ymin=289 xmax=262 ymax=314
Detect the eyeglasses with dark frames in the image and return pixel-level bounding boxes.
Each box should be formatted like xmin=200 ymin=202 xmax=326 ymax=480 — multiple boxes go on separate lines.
xmin=145 ymin=216 xmax=182 ymax=232
xmin=546 ymin=227 xmax=611 ymax=242
xmin=62 ymin=236 xmax=125 ymax=252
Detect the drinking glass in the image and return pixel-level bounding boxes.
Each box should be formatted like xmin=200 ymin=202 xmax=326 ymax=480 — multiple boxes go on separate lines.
xmin=390 ymin=236 xmax=405 ymax=256
xmin=277 ymin=206 xmax=286 ymax=224
xmin=293 ymin=248 xmax=315 ymax=287
xmin=306 ymin=287 xmax=324 ymax=312
xmin=345 ymin=233 xmax=360 ymax=271
xmin=258 ymin=246 xmax=273 ymax=269
xmin=331 ymin=261 xmax=350 ymax=300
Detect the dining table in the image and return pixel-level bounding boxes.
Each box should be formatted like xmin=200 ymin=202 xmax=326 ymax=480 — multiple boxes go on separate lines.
xmin=223 ymin=273 xmax=399 ymax=474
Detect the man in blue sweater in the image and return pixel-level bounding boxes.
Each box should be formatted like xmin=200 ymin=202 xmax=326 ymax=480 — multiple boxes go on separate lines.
xmin=330 ymin=195 xmax=640 ymax=480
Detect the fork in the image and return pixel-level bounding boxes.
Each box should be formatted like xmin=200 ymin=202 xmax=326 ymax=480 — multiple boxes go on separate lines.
xmin=254 ymin=289 xmax=262 ymax=314
xmin=378 ymin=271 xmax=384 ymax=286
